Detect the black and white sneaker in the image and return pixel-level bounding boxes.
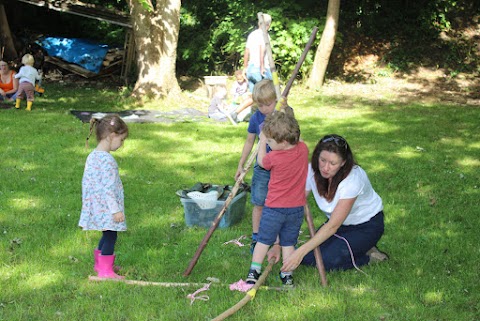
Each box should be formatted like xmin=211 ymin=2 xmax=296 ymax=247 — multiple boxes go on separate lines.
xmin=246 ymin=269 xmax=261 ymax=285
xmin=280 ymin=273 xmax=294 ymax=287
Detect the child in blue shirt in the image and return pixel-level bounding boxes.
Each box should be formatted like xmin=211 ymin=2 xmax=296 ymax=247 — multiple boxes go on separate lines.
xmin=235 ymin=79 xmax=278 ymax=253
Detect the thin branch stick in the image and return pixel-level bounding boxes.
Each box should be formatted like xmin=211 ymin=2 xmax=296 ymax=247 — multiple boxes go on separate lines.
xmin=183 ymin=144 xmax=259 ymax=276
xmin=258 ymin=12 xmax=282 ymax=102
xmin=88 ymin=275 xmax=285 ymax=291
xmin=89 ymin=276 xmax=208 ymax=287
xmin=304 ymin=204 xmax=328 ymax=287
xmin=211 ymin=259 xmax=275 ymax=321
xmin=281 ymin=27 xmax=319 ymax=99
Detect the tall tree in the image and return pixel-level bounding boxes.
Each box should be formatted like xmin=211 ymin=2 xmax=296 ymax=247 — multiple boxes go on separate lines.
xmin=0 ymin=4 xmax=17 ymax=60
xmin=307 ymin=0 xmax=340 ymax=88
xmin=127 ymin=0 xmax=181 ymax=100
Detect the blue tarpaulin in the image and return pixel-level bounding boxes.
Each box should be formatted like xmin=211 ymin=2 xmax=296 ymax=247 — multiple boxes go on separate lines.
xmin=37 ymin=37 xmax=109 ymax=73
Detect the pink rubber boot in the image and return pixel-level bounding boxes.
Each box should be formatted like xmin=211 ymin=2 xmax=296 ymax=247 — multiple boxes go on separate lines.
xmin=94 ymin=249 xmax=101 ymax=273
xmin=97 ymin=254 xmax=125 ymax=279
xmin=95 ymin=249 xmax=121 ymax=273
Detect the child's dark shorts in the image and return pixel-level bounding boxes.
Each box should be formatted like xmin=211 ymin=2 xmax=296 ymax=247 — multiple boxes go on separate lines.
xmin=250 ymin=163 xmax=270 ymax=206
xmin=257 ymin=206 xmax=304 ymax=247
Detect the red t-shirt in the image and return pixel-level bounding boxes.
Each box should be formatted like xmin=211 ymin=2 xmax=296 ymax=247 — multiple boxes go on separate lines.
xmin=262 ymin=141 xmax=309 ymax=208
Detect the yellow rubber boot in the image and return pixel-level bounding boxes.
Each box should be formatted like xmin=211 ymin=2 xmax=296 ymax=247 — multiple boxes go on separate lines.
xmin=15 ymin=99 xmax=21 ymax=109
xmin=26 ymin=101 xmax=33 ymax=111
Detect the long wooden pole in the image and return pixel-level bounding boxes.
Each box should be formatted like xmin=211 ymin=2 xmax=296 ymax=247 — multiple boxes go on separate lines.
xmin=257 ymin=12 xmax=282 ymax=102
xmin=304 ymin=204 xmax=328 ymax=286
xmin=211 ymin=259 xmax=275 ymax=321
xmin=183 ymin=145 xmax=258 ymax=276
xmin=282 ymin=27 xmax=319 ymax=99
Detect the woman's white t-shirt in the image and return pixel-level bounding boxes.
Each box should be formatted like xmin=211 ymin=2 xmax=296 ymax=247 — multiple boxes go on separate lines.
xmin=305 ymin=164 xmax=383 ymax=225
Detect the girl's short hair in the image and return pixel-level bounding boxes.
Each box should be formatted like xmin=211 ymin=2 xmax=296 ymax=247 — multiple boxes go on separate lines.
xmin=21 ymin=54 xmax=35 ymax=66
xmin=252 ymin=79 xmax=276 ymax=106
xmin=86 ymin=114 xmax=129 ymax=147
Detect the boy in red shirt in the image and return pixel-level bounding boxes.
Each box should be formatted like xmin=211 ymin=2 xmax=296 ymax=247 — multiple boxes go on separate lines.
xmin=245 ymin=111 xmax=309 ymax=286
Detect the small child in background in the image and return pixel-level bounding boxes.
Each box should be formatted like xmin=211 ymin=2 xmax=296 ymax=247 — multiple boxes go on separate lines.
xmin=79 ymin=114 xmax=129 ymax=279
xmin=208 ymin=86 xmax=236 ymax=124
xmin=230 ymin=70 xmax=253 ymax=123
xmin=230 ymin=69 xmax=248 ymax=104
xmin=14 ymin=54 xmax=42 ymax=111
xmin=245 ymin=111 xmax=309 ymax=287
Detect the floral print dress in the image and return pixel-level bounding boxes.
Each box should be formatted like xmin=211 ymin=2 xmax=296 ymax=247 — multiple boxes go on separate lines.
xmin=79 ymin=150 xmax=127 ymax=231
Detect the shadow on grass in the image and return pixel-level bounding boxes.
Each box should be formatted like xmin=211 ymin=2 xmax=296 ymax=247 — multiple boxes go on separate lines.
xmin=1 ymin=87 xmax=478 ymax=319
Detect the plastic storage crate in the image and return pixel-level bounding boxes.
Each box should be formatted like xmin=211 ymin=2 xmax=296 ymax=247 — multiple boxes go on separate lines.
xmin=181 ymin=190 xmax=247 ymax=228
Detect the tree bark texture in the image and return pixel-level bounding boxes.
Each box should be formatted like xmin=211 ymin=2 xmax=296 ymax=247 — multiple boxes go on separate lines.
xmin=307 ymin=0 xmax=340 ymax=88
xmin=0 ymin=4 xmax=18 ymax=60
xmin=128 ymin=0 xmax=181 ymax=100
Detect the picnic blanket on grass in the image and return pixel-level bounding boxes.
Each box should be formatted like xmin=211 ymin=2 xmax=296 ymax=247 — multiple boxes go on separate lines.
xmin=71 ymin=109 xmax=207 ymax=123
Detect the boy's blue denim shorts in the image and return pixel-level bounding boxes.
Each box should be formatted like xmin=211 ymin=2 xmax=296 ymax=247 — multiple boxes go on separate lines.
xmin=257 ymin=206 xmax=304 ymax=246
xmin=250 ymin=164 xmax=270 ymax=206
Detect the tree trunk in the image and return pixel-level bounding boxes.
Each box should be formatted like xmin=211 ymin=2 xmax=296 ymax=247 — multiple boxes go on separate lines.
xmin=307 ymin=0 xmax=340 ymax=88
xmin=127 ymin=0 xmax=181 ymax=100
xmin=0 ymin=4 xmax=18 ymax=60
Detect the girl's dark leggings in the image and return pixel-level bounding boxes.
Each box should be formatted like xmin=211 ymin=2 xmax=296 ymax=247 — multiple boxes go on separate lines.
xmin=97 ymin=230 xmax=117 ymax=255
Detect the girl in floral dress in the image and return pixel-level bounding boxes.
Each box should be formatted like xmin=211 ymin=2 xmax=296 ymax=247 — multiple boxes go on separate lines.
xmin=79 ymin=114 xmax=129 ymax=279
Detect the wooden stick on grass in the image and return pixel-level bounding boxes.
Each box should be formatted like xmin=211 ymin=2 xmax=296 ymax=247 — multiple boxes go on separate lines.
xmin=304 ymin=204 xmax=328 ymax=286
xmin=211 ymin=259 xmax=275 ymax=321
xmin=183 ymin=145 xmax=258 ymax=276
xmin=88 ymin=275 xmax=285 ymax=291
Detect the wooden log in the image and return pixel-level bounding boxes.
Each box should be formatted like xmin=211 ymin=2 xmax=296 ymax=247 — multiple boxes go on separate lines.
xmin=44 ymin=56 xmax=96 ymax=78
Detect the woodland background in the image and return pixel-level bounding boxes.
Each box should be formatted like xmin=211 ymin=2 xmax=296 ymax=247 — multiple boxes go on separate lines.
xmin=2 ymin=0 xmax=479 ymax=94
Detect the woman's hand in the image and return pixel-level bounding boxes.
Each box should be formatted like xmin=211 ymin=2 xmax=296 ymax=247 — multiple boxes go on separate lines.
xmin=113 ymin=212 xmax=125 ymax=223
xmin=281 ymin=249 xmax=304 ymax=272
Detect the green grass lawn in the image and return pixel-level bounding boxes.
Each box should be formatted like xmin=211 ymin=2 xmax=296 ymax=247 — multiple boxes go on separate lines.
xmin=0 ymin=81 xmax=479 ymax=320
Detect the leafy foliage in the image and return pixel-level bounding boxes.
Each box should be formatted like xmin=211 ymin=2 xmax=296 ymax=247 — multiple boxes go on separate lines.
xmin=6 ymin=0 xmax=478 ymax=80
xmin=178 ymin=1 xmax=324 ymax=80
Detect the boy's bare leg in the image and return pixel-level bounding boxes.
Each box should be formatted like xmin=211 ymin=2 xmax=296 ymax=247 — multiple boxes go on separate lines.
xmin=280 ymin=245 xmax=296 ymax=286
xmin=252 ymin=205 xmax=262 ymax=235
xmin=281 ymin=246 xmax=295 ymax=265
xmin=250 ymin=205 xmax=263 ymax=253
xmin=252 ymin=242 xmax=270 ymax=263
xmin=235 ymin=96 xmax=253 ymax=114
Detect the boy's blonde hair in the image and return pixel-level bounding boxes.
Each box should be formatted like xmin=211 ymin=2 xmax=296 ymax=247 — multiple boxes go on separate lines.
xmin=262 ymin=111 xmax=300 ymax=145
xmin=252 ymin=79 xmax=276 ymax=106
xmin=21 ymin=54 xmax=35 ymax=66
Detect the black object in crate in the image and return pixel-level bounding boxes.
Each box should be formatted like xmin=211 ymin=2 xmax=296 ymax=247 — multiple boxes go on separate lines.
xmin=178 ymin=184 xmax=248 ymax=228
